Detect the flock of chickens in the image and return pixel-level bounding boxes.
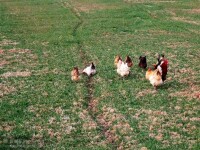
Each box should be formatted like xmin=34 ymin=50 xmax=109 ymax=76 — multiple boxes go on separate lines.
xmin=71 ymin=54 xmax=168 ymax=90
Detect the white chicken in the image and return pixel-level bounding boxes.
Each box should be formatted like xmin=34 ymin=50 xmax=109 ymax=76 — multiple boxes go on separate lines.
xmin=116 ymin=56 xmax=133 ymax=77
xmin=83 ymin=62 xmax=96 ymax=76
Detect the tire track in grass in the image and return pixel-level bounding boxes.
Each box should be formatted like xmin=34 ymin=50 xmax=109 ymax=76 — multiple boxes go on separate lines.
xmin=62 ymin=1 xmax=93 ymax=109
xmin=61 ymin=0 xmax=110 ymax=148
xmin=62 ymin=1 xmax=139 ymax=149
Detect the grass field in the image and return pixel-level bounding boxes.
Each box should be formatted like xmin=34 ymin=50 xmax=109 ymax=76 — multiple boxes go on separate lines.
xmin=0 ymin=0 xmax=200 ymax=149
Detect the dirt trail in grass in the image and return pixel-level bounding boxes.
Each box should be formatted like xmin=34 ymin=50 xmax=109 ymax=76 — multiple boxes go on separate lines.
xmin=63 ymin=1 xmax=94 ymax=108
xmin=62 ymin=0 xmax=111 ymax=147
xmin=63 ymin=2 xmax=139 ymax=149
xmin=62 ymin=1 xmax=130 ymax=148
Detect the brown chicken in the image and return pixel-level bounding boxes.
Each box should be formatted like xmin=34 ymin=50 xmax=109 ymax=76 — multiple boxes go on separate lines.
xmin=139 ymin=56 xmax=147 ymax=69
xmin=146 ymin=66 xmax=163 ymax=90
xmin=71 ymin=67 xmax=80 ymax=81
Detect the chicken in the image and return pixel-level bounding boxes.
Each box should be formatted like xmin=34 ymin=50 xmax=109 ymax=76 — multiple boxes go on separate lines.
xmin=114 ymin=55 xmax=122 ymax=67
xmin=146 ymin=66 xmax=163 ymax=90
xmin=154 ymin=54 xmax=168 ymax=81
xmin=159 ymin=57 xmax=168 ymax=81
xmin=125 ymin=56 xmax=133 ymax=67
xmin=71 ymin=67 xmax=80 ymax=81
xmin=139 ymin=56 xmax=147 ymax=69
xmin=83 ymin=62 xmax=96 ymax=76
xmin=116 ymin=56 xmax=133 ymax=77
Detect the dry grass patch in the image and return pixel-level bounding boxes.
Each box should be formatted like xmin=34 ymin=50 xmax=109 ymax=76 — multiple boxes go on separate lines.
xmin=76 ymin=4 xmax=108 ymax=12
xmin=0 ymin=122 xmax=15 ymax=132
xmin=0 ymin=47 xmax=38 ymax=69
xmin=0 ymin=49 xmax=4 ymax=54
xmin=136 ymin=89 xmax=157 ymax=98
xmin=6 ymin=4 xmax=34 ymax=16
xmin=166 ymin=9 xmax=177 ymax=16
xmin=133 ymin=108 xmax=199 ymax=148
xmin=73 ymin=1 xmax=117 ymax=13
xmin=170 ymin=84 xmax=200 ymax=100
xmin=1 ymin=71 xmax=31 ymax=78
xmin=147 ymin=30 xmax=173 ymax=36
xmin=124 ymin=0 xmax=176 ymax=4
xmin=188 ymin=29 xmax=200 ymax=35
xmin=8 ymin=49 xmax=31 ymax=54
xmin=27 ymin=105 xmax=77 ymax=142
xmin=97 ymin=106 xmax=138 ymax=149
xmin=0 ymin=60 xmax=9 ymax=67
xmin=170 ymin=68 xmax=200 ymax=100
xmin=0 ymin=83 xmax=16 ymax=97
xmin=0 ymin=39 xmax=18 ymax=46
xmin=88 ymin=98 xmax=99 ymax=113
xmin=170 ymin=85 xmax=200 ymax=100
xmin=184 ymin=9 xmax=200 ymax=14
xmin=79 ymin=110 xmax=97 ymax=130
xmin=33 ymin=68 xmax=66 ymax=76
xmin=172 ymin=17 xmax=200 ymax=25
xmin=162 ymin=41 xmax=192 ymax=49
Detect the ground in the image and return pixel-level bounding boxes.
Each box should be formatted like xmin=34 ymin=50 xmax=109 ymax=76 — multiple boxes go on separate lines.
xmin=0 ymin=0 xmax=200 ymax=149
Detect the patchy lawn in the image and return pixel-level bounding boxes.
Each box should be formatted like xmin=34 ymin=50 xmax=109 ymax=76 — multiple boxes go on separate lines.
xmin=0 ymin=0 xmax=199 ymax=149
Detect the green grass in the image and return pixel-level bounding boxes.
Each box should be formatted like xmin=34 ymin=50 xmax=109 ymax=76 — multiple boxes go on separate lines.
xmin=0 ymin=0 xmax=200 ymax=149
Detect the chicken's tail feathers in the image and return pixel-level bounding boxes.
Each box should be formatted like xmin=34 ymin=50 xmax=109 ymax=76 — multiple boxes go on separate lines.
xmin=125 ymin=56 xmax=133 ymax=67
xmin=91 ymin=62 xmax=95 ymax=69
